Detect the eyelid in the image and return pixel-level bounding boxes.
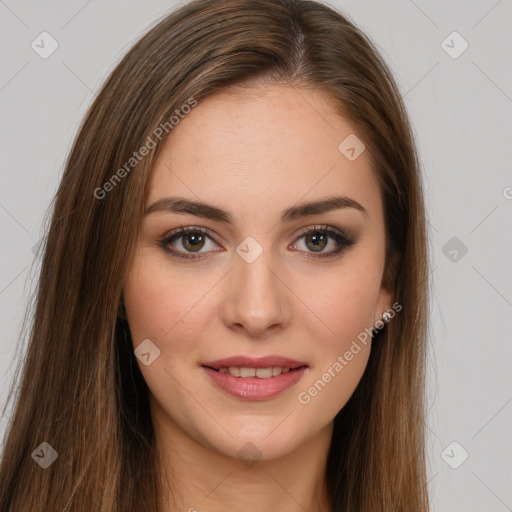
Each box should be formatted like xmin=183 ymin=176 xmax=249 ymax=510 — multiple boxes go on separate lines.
xmin=159 ymin=225 xmax=221 ymax=251
xmin=293 ymin=224 xmax=352 ymax=242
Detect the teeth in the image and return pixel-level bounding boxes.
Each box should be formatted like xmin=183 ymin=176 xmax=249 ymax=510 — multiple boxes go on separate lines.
xmin=217 ymin=367 xmax=293 ymax=378
xmin=255 ymin=367 xmax=272 ymax=378
xmin=240 ymin=367 xmax=256 ymax=378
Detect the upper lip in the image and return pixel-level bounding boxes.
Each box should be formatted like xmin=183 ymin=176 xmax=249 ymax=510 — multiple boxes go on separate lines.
xmin=202 ymin=356 xmax=308 ymax=369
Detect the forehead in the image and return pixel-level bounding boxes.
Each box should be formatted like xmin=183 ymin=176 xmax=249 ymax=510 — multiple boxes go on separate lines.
xmin=146 ymin=84 xmax=381 ymax=224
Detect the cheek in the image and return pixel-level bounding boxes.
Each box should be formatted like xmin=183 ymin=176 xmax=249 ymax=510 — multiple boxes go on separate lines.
xmin=313 ymin=261 xmax=383 ymax=347
xmin=123 ymin=256 xmax=215 ymax=347
xmin=122 ymin=259 xmax=216 ymax=405
xmin=296 ymin=258 xmax=382 ymax=411
xmin=296 ymin=307 xmax=374 ymax=420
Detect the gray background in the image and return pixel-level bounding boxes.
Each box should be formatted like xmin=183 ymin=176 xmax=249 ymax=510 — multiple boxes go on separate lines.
xmin=0 ymin=0 xmax=511 ymax=510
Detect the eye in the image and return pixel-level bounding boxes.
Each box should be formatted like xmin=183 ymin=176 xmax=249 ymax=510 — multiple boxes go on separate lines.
xmin=158 ymin=224 xmax=355 ymax=261
xmin=158 ymin=226 xmax=220 ymax=260
xmin=290 ymin=225 xmax=355 ymax=259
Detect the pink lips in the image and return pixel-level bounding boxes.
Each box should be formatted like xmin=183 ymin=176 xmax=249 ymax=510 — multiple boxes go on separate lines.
xmin=201 ymin=355 xmax=309 ymax=400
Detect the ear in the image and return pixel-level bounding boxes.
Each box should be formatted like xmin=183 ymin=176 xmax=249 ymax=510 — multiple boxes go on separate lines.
xmin=374 ymin=249 xmax=400 ymax=324
xmin=374 ymin=286 xmax=393 ymax=325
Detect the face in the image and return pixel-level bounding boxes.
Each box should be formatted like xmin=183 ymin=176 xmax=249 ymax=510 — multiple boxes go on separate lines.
xmin=123 ymin=83 xmax=394 ymax=461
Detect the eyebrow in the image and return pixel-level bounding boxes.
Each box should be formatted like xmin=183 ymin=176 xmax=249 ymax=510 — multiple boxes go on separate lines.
xmin=144 ymin=195 xmax=369 ymax=223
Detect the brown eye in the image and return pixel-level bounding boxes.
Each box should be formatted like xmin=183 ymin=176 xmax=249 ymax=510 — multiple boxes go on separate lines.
xmin=158 ymin=226 xmax=219 ymax=260
xmin=304 ymin=232 xmax=328 ymax=252
xmin=181 ymin=231 xmax=206 ymax=252
xmin=292 ymin=225 xmax=355 ymax=259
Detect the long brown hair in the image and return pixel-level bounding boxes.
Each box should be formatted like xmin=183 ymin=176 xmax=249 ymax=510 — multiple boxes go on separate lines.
xmin=0 ymin=0 xmax=430 ymax=510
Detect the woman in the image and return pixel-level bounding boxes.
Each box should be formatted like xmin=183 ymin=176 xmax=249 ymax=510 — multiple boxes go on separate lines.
xmin=0 ymin=0 xmax=430 ymax=510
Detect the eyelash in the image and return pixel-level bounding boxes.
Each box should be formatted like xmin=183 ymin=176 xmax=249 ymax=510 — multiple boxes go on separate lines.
xmin=157 ymin=225 xmax=355 ymax=261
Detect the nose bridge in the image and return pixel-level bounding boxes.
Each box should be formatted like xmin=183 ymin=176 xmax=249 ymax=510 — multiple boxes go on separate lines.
xmin=222 ymin=239 xmax=290 ymax=335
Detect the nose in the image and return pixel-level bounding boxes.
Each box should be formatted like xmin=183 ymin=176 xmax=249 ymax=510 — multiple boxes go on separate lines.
xmin=220 ymin=248 xmax=292 ymax=338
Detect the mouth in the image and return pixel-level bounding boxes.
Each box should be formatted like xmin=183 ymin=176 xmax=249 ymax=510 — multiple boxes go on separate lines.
xmin=200 ymin=357 xmax=309 ymax=400
xmin=201 ymin=365 xmax=308 ymax=379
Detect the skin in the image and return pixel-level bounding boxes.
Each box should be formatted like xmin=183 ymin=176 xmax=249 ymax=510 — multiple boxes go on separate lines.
xmin=123 ymin=83 xmax=394 ymax=511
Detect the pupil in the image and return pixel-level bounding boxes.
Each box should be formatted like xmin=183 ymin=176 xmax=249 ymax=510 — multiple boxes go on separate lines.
xmin=184 ymin=233 xmax=203 ymax=251
xmin=308 ymin=232 xmax=326 ymax=252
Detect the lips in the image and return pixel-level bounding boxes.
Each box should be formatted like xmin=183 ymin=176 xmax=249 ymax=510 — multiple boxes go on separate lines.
xmin=201 ymin=355 xmax=308 ymax=370
xmin=200 ymin=355 xmax=310 ymax=400
xmin=201 ymin=365 xmax=308 ymax=400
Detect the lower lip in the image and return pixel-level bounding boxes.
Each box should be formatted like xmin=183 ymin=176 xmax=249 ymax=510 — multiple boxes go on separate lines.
xmin=201 ymin=366 xmax=308 ymax=400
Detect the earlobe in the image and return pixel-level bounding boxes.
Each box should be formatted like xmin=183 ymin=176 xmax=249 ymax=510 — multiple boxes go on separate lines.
xmin=371 ymin=286 xmax=395 ymax=338
xmin=375 ymin=286 xmax=394 ymax=325
xmin=375 ymin=249 xmax=400 ymax=325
